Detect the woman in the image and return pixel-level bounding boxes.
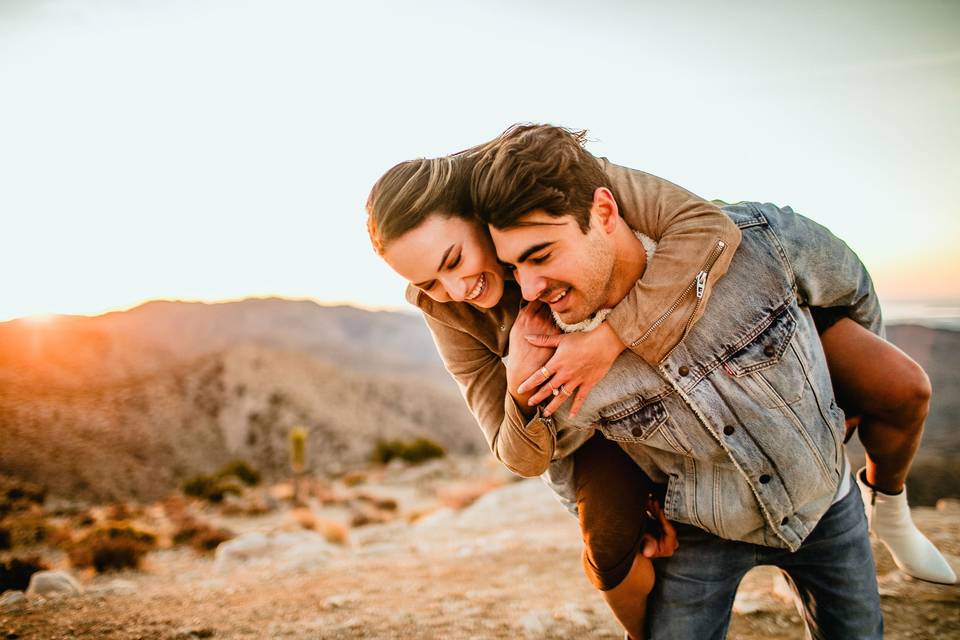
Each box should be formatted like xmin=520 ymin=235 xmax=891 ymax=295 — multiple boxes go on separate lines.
xmin=367 ymin=125 xmax=954 ymax=638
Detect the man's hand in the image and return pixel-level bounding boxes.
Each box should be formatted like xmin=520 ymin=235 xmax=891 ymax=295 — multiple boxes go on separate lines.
xmin=517 ymin=321 xmax=625 ymax=418
xmin=640 ymin=498 xmax=679 ymax=559
xmin=506 ymin=301 xmax=561 ymax=416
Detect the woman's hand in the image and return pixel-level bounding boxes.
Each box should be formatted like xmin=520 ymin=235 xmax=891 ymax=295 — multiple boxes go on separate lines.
xmin=517 ymin=321 xmax=626 ymax=418
xmin=505 ymin=301 xmax=561 ymax=416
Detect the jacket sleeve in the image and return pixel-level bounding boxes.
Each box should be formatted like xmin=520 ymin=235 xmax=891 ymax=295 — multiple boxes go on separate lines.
xmin=602 ymin=161 xmax=743 ymax=363
xmin=755 ymin=202 xmax=884 ymax=337
xmin=417 ymin=303 xmax=557 ymax=477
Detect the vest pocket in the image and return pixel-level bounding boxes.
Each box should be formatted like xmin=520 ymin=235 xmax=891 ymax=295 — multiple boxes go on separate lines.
xmin=723 ymin=308 xmax=807 ymax=408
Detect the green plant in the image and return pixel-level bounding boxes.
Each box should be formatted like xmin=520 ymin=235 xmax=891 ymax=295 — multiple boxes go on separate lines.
xmin=289 ymin=426 xmax=308 ymax=473
xmin=371 ymin=437 xmax=445 ymax=465
xmin=182 ymin=474 xmax=243 ymax=503
xmin=216 ymin=460 xmax=261 ymax=486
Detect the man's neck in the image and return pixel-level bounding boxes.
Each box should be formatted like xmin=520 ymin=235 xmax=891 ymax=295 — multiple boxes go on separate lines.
xmin=603 ymin=222 xmax=649 ymax=309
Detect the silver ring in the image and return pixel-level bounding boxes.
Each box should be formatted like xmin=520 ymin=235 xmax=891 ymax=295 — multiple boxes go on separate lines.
xmin=539 ymin=366 xmax=551 ymax=381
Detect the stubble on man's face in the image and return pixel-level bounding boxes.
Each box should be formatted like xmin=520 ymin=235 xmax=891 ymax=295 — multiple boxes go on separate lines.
xmin=490 ymin=210 xmax=618 ymax=325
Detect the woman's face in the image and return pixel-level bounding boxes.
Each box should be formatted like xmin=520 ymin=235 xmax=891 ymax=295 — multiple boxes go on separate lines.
xmin=382 ymin=214 xmax=506 ymax=308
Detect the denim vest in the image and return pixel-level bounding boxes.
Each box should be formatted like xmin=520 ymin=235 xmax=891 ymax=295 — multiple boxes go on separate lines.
xmin=544 ymin=202 xmax=882 ymax=551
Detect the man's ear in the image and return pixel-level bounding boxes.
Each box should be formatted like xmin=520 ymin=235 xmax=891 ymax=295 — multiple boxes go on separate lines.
xmin=590 ymin=187 xmax=620 ymax=234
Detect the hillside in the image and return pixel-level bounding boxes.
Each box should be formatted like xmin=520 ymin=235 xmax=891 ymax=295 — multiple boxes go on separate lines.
xmin=0 ymin=300 xmax=956 ymax=504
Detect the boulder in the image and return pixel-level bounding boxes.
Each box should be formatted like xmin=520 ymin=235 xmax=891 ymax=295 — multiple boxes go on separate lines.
xmin=0 ymin=589 xmax=26 ymax=608
xmin=26 ymin=570 xmax=83 ymax=598
xmin=213 ymin=530 xmax=338 ymax=574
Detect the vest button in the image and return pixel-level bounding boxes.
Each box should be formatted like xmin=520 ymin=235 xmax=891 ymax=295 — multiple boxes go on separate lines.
xmin=631 ymin=427 xmax=643 ymax=438
xmin=764 ymin=345 xmax=776 ymax=357
xmin=723 ymin=425 xmax=735 ymax=436
xmin=678 ymin=365 xmax=690 ymax=377
xmin=781 ymin=517 xmax=789 ymax=526
xmin=759 ymin=474 xmax=772 ymax=484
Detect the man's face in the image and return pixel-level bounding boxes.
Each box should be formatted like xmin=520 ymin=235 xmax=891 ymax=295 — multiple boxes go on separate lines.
xmin=490 ymin=209 xmax=616 ymax=324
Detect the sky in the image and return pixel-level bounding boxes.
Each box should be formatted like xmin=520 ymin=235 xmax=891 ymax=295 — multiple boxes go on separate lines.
xmin=1 ymin=0 xmax=958 ymax=322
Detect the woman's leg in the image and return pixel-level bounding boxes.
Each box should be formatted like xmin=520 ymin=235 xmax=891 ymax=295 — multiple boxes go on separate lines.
xmin=819 ymin=317 xmax=955 ymax=584
xmin=574 ymin=433 xmax=657 ymax=639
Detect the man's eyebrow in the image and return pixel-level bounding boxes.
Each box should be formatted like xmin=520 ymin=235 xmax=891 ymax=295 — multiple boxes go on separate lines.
xmin=516 ymin=242 xmax=554 ymax=265
xmin=413 ymin=244 xmax=455 ymax=288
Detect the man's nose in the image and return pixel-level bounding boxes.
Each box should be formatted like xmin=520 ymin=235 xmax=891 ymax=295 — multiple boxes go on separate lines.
xmin=440 ymin=275 xmax=468 ymax=301
xmin=516 ymin=269 xmax=545 ymax=302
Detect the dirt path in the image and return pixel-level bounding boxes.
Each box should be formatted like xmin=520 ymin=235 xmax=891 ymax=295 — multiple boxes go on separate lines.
xmin=3 ymin=479 xmax=958 ymax=639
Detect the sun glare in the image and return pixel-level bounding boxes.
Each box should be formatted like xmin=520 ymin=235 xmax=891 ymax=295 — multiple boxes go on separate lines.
xmin=22 ymin=313 xmax=58 ymax=325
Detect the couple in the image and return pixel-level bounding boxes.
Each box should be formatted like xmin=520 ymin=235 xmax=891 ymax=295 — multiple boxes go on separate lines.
xmin=366 ymin=124 xmax=955 ymax=639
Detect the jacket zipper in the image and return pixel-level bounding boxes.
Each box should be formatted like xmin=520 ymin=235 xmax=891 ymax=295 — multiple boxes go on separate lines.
xmin=630 ymin=239 xmax=727 ymax=355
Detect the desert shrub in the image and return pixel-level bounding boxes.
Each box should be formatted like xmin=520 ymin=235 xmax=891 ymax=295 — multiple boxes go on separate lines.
xmin=371 ymin=437 xmax=445 ymax=465
xmin=172 ymin=519 xmax=234 ymax=553
xmin=69 ymin=522 xmax=158 ymax=572
xmin=0 ymin=512 xmax=50 ymax=548
xmin=0 ymin=475 xmax=45 ymax=515
xmin=216 ymin=460 xmax=261 ymax=486
xmin=182 ymin=474 xmax=243 ymax=503
xmin=356 ymin=493 xmax=398 ymax=511
xmin=0 ymin=556 xmax=49 ymax=592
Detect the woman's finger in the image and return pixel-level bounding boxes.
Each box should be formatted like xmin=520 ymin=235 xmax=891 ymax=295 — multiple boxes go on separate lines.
xmin=566 ymin=384 xmax=594 ymax=419
xmin=527 ymin=380 xmax=561 ymax=406
xmin=517 ymin=366 xmax=552 ymax=395
xmin=542 ymin=382 xmax=575 ymax=416
xmin=525 ymin=333 xmax=563 ymax=348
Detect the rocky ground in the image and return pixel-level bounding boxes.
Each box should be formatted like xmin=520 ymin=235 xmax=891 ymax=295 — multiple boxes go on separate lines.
xmin=2 ymin=457 xmax=958 ymax=639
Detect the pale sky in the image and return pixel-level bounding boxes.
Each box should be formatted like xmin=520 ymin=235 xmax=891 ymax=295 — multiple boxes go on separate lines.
xmin=1 ymin=0 xmax=958 ymax=322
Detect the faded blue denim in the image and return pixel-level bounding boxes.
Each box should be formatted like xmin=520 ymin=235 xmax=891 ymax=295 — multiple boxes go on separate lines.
xmin=547 ymin=202 xmax=884 ymax=550
xmin=646 ymin=479 xmax=883 ymax=639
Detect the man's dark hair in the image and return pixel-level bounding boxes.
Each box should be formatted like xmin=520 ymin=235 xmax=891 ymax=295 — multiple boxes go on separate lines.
xmin=470 ymin=124 xmax=611 ymax=232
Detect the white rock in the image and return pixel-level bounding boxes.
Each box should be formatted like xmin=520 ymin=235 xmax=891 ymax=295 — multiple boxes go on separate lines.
xmin=88 ymin=579 xmax=137 ymax=595
xmin=26 ymin=571 xmax=83 ymax=598
xmin=0 ymin=590 xmax=27 ymax=608
xmin=214 ymin=530 xmax=338 ymax=574
xmin=555 ymin=602 xmax=591 ymax=628
xmin=518 ymin=608 xmax=553 ymax=636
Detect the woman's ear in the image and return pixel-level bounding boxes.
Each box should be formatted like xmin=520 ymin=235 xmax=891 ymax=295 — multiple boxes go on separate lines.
xmin=590 ymin=187 xmax=620 ymax=233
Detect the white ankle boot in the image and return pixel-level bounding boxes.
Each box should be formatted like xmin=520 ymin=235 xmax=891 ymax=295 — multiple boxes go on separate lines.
xmin=857 ymin=468 xmax=956 ymax=584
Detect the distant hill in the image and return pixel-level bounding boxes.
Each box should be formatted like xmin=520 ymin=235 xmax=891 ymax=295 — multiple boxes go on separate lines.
xmin=0 ymin=301 xmax=956 ymax=504
xmin=0 ymin=299 xmax=484 ymax=501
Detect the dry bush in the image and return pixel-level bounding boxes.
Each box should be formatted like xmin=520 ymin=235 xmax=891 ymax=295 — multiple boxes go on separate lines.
xmin=68 ymin=521 xmax=158 ymax=572
xmin=0 ymin=556 xmax=49 ymax=592
xmin=172 ymin=519 xmax=234 ymax=553
xmin=287 ymin=508 xmax=349 ymax=545
xmin=355 ymin=493 xmax=398 ymax=511
xmin=342 ymin=471 xmax=367 ymax=487
xmin=0 ymin=475 xmax=46 ymax=516
xmin=349 ymin=508 xmax=393 ymax=528
xmin=0 ymin=511 xmax=51 ymax=548
xmin=436 ymin=478 xmax=505 ymax=510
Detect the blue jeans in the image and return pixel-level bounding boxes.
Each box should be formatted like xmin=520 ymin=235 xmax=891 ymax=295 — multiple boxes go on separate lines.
xmin=647 ymin=482 xmax=883 ymax=639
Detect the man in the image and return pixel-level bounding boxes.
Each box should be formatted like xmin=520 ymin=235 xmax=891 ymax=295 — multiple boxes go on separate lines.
xmin=471 ymin=125 xmax=885 ymax=639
